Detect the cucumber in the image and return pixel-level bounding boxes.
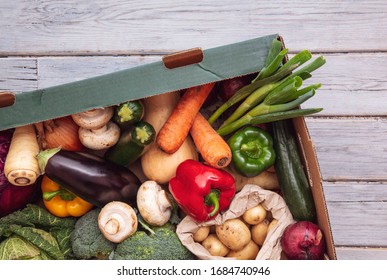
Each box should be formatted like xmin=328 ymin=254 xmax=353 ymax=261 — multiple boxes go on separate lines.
xmin=105 ymin=121 xmax=155 ymax=166
xmin=114 ymin=100 xmax=144 ymax=130
xmin=271 ymin=119 xmax=316 ymax=222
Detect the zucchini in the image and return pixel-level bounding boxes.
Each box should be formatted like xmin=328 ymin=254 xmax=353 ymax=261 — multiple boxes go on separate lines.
xmin=105 ymin=121 xmax=155 ymax=166
xmin=271 ymin=119 xmax=316 ymax=221
xmin=114 ymin=100 xmax=144 ymax=130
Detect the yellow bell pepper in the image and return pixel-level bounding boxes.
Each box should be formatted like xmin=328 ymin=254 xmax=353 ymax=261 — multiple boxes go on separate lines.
xmin=41 ymin=175 xmax=93 ymax=218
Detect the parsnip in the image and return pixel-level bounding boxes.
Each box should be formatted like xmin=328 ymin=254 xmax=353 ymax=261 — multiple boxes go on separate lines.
xmin=4 ymin=124 xmax=40 ymax=186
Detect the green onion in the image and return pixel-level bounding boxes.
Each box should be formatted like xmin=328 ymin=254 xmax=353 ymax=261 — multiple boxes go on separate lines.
xmin=207 ymin=66 xmax=294 ymax=124
xmin=218 ymin=89 xmax=316 ymax=136
xmin=217 ymin=108 xmax=323 ymax=137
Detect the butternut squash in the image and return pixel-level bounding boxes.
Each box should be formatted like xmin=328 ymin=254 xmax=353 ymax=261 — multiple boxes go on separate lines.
xmin=140 ymin=91 xmax=198 ymax=184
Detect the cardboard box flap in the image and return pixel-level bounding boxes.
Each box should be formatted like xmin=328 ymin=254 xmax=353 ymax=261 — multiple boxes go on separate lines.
xmin=0 ymin=34 xmax=278 ymax=131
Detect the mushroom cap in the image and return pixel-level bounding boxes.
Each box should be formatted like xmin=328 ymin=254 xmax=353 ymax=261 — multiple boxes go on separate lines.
xmin=137 ymin=180 xmax=172 ymax=226
xmin=78 ymin=121 xmax=120 ymax=150
xmin=98 ymin=201 xmax=138 ymax=243
xmin=72 ymin=107 xmax=114 ymax=130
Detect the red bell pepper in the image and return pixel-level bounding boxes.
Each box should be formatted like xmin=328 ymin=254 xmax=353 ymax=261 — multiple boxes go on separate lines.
xmin=169 ymin=159 xmax=236 ymax=222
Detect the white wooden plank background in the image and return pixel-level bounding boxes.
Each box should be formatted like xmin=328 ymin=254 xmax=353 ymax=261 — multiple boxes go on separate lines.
xmin=1 ymin=0 xmax=386 ymax=260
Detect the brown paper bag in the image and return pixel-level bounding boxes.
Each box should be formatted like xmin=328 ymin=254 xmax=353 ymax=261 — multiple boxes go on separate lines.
xmin=176 ymin=184 xmax=295 ymax=260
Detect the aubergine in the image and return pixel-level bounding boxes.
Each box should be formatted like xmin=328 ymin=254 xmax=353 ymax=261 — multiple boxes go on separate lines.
xmin=113 ymin=100 xmax=144 ymax=130
xmin=105 ymin=121 xmax=155 ymax=166
xmin=36 ymin=148 xmax=141 ymax=208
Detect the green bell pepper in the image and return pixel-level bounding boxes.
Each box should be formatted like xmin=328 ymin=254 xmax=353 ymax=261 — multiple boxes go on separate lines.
xmin=227 ymin=126 xmax=276 ymax=177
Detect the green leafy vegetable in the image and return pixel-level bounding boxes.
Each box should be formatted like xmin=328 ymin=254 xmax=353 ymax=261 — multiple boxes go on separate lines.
xmin=0 ymin=204 xmax=76 ymax=260
xmin=0 ymin=236 xmax=51 ymax=260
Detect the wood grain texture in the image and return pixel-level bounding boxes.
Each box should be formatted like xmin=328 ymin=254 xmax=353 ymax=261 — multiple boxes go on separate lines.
xmin=0 ymin=58 xmax=37 ymax=92
xmin=327 ymin=201 xmax=387 ymax=247
xmin=305 ymin=118 xmax=387 ymax=181
xmin=324 ymin=183 xmax=387 ymax=248
xmin=0 ymin=0 xmax=386 ymax=55
xmin=336 ymin=247 xmax=387 ymax=260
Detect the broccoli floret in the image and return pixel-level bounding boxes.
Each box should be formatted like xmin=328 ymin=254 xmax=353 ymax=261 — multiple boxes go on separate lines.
xmin=71 ymin=209 xmax=115 ymax=259
xmin=113 ymin=224 xmax=195 ymax=260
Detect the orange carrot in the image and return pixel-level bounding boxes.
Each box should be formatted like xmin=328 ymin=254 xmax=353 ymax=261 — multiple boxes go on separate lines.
xmin=190 ymin=112 xmax=232 ymax=168
xmin=156 ymin=83 xmax=215 ymax=154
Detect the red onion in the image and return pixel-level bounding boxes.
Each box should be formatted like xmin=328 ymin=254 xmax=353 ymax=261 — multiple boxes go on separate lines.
xmin=1 ymin=129 xmax=37 ymax=217
xmin=281 ymin=221 xmax=326 ymax=260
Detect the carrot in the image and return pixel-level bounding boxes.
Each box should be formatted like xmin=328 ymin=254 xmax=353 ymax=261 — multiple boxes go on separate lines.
xmin=156 ymin=83 xmax=215 ymax=154
xmin=190 ymin=112 xmax=232 ymax=168
xmin=4 ymin=124 xmax=41 ymax=186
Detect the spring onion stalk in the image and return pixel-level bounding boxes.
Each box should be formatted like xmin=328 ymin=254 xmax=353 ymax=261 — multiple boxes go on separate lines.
xmin=278 ymin=50 xmax=312 ymax=74
xmin=216 ymin=108 xmax=323 ymax=136
xmin=220 ymin=75 xmax=302 ymax=128
xmin=261 ymin=76 xmax=303 ymax=106
xmin=218 ymin=89 xmax=316 ymax=136
xmin=288 ymin=56 xmax=326 ymax=80
xmin=252 ymin=48 xmax=288 ymax=82
xmin=265 ymin=39 xmax=284 ymax=67
xmin=218 ymin=53 xmax=314 ymax=127
xmin=251 ymin=39 xmax=283 ymax=82
xmin=207 ymin=66 xmax=294 ymax=124
xmin=208 ymin=39 xmax=291 ymax=125
xmin=249 ymin=88 xmax=316 ymax=117
xmin=291 ymin=83 xmax=321 ymax=100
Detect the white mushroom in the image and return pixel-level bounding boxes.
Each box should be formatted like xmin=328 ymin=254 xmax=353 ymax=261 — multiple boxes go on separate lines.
xmin=72 ymin=106 xmax=119 ymax=150
xmin=137 ymin=180 xmax=172 ymax=226
xmin=71 ymin=107 xmax=114 ymax=130
xmin=98 ymin=201 xmax=138 ymax=243
xmin=78 ymin=121 xmax=120 ymax=150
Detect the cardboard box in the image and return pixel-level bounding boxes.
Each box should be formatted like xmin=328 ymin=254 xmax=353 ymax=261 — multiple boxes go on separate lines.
xmin=0 ymin=34 xmax=336 ymax=260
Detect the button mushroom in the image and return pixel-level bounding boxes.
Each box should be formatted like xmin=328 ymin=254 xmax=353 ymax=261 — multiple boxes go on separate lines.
xmin=136 ymin=180 xmax=172 ymax=226
xmin=72 ymin=107 xmax=114 ymax=130
xmin=72 ymin=107 xmax=120 ymax=150
xmin=98 ymin=201 xmax=138 ymax=243
xmin=78 ymin=121 xmax=120 ymax=150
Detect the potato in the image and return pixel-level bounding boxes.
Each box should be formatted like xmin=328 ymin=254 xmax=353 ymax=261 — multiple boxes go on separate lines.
xmin=201 ymin=234 xmax=230 ymax=257
xmin=216 ymin=218 xmax=251 ymax=251
xmin=251 ymin=219 xmax=270 ymax=246
xmin=225 ymin=167 xmax=279 ymax=191
xmin=268 ymin=219 xmax=278 ymax=233
xmin=193 ymin=226 xmax=210 ymax=242
xmin=242 ymin=204 xmax=267 ymax=225
xmin=226 ymin=240 xmax=260 ymax=260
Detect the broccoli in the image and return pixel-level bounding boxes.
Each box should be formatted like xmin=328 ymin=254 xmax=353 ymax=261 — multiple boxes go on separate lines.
xmin=112 ymin=224 xmax=195 ymax=260
xmin=71 ymin=208 xmax=116 ymax=259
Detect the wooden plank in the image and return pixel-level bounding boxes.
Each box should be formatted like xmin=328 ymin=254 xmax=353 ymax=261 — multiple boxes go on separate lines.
xmin=324 ymin=182 xmax=387 ymax=248
xmin=305 ymin=118 xmax=387 ymax=181
xmin=336 ymin=247 xmax=387 ymax=260
xmin=0 ymin=58 xmax=37 ymax=92
xmin=324 ymin=182 xmax=387 ymax=202
xmin=326 ymin=201 xmax=387 ymax=247
xmin=300 ymin=53 xmax=387 ymax=116
xmin=0 ymin=0 xmax=386 ymax=55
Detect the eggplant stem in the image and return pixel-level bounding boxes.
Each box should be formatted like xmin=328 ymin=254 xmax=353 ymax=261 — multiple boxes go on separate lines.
xmin=36 ymin=147 xmax=61 ymax=174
